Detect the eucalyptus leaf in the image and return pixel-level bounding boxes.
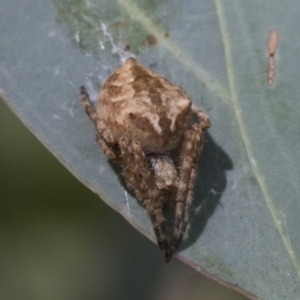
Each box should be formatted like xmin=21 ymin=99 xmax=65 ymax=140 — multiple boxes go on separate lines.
xmin=1 ymin=0 xmax=300 ymax=299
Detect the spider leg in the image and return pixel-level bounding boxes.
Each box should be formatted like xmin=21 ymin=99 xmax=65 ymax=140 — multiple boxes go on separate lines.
xmin=119 ymin=137 xmax=170 ymax=257
xmin=192 ymin=104 xmax=211 ymax=130
xmin=80 ymin=86 xmax=98 ymax=126
xmin=80 ymin=86 xmax=118 ymax=160
xmin=168 ymin=106 xmax=210 ymax=261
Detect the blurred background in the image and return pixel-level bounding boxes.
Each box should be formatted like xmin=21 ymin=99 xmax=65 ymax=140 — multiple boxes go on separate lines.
xmin=0 ymin=98 xmax=248 ymax=300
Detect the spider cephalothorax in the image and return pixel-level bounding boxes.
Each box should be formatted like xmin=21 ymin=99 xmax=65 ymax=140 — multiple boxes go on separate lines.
xmin=80 ymin=57 xmax=210 ymax=262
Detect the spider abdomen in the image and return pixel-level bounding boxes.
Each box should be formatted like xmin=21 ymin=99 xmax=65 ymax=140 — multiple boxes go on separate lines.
xmin=98 ymin=58 xmax=193 ymax=153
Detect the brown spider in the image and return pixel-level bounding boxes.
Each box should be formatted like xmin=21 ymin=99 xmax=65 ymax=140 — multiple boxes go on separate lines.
xmin=80 ymin=58 xmax=210 ymax=262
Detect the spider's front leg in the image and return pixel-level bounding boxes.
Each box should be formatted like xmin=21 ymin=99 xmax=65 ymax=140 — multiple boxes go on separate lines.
xmin=119 ymin=137 xmax=170 ymax=258
xmin=168 ymin=106 xmax=210 ymax=262
xmin=80 ymin=86 xmax=118 ymax=160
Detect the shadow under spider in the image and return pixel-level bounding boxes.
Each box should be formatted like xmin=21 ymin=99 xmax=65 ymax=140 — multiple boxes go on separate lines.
xmin=110 ymin=131 xmax=233 ymax=251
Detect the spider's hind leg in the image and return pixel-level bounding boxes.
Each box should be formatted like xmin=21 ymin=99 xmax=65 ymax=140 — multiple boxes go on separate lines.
xmin=169 ymin=107 xmax=210 ymax=260
xmin=119 ymin=137 xmax=170 ymax=259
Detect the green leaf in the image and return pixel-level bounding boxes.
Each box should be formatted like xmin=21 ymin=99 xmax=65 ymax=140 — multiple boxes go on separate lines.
xmin=1 ymin=0 xmax=300 ymax=298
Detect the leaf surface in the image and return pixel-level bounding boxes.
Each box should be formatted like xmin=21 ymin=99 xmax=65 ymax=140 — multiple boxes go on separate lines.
xmin=1 ymin=1 xmax=299 ymax=298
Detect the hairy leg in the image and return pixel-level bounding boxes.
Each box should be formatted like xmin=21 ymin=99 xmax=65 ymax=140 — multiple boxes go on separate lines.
xmin=168 ymin=106 xmax=210 ymax=261
xmin=80 ymin=86 xmax=98 ymax=125
xmin=192 ymin=104 xmax=211 ymax=130
xmin=80 ymin=86 xmax=118 ymax=160
xmin=119 ymin=137 xmax=170 ymax=257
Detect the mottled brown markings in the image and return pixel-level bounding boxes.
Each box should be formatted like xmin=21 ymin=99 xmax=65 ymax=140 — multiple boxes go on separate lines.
xmin=80 ymin=57 xmax=210 ymax=262
xmin=147 ymin=89 xmax=163 ymax=106
xmin=129 ymin=112 xmax=157 ymax=134
xmin=99 ymin=58 xmax=193 ymax=152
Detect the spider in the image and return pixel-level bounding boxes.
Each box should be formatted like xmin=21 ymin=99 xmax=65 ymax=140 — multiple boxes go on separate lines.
xmin=80 ymin=58 xmax=210 ymax=262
